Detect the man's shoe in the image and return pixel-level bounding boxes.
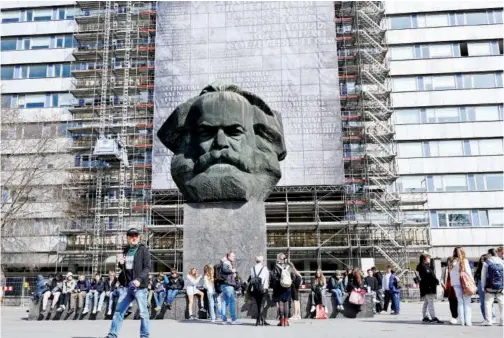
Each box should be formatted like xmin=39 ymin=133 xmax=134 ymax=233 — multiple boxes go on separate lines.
xmin=391 ymin=312 xmax=399 ymax=315
xmin=231 ymin=321 xmax=240 ymax=325
xmin=262 ymin=320 xmax=270 ymax=326
xmin=432 ymin=318 xmax=444 ymax=324
xmin=167 ymin=304 xmax=172 ymax=310
xmin=422 ymin=317 xmax=431 ymax=323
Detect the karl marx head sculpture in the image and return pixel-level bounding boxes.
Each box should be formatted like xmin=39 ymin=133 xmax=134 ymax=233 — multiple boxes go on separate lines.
xmin=157 ymin=82 xmax=287 ymax=202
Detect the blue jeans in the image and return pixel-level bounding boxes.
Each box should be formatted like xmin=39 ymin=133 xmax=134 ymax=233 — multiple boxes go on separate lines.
xmin=108 ymin=289 xmax=119 ymax=313
xmin=477 ymin=280 xmax=496 ymax=321
xmin=391 ymin=292 xmax=400 ymax=314
xmin=221 ymin=285 xmax=237 ymax=322
xmin=207 ymin=293 xmax=217 ymax=320
xmin=165 ymin=289 xmax=179 ymax=305
xmin=331 ymin=289 xmax=343 ymax=305
xmin=154 ymin=291 xmax=165 ymax=308
xmin=108 ymin=287 xmax=149 ymax=338
xmin=453 ymin=285 xmax=472 ymax=325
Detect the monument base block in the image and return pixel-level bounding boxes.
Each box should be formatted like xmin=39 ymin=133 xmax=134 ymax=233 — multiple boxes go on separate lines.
xmin=183 ymin=201 xmax=266 ymax=277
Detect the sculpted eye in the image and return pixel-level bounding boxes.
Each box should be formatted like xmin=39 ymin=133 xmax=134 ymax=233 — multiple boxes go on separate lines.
xmin=225 ymin=125 xmax=245 ymax=137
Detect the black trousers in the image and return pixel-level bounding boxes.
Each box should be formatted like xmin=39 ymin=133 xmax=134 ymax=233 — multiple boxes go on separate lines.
xmin=252 ymin=292 xmax=266 ymax=322
xmin=448 ymin=287 xmax=458 ymax=319
xmin=383 ymin=291 xmax=395 ymax=312
xmin=375 ymin=289 xmax=383 ymax=313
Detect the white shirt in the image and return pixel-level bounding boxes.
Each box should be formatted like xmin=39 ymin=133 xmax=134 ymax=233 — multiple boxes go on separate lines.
xmin=481 ymin=256 xmax=504 ymax=291
xmin=250 ymin=263 xmax=269 ymax=290
xmin=449 ymin=258 xmax=472 ymax=287
xmin=382 ymin=273 xmax=391 ymax=291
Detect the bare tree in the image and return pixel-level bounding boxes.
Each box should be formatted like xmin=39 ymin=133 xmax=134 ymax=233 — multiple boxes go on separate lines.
xmin=1 ymin=106 xmax=70 ymax=273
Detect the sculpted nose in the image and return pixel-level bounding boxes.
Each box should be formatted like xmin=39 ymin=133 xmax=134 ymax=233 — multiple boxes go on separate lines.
xmin=213 ymin=129 xmax=229 ymax=149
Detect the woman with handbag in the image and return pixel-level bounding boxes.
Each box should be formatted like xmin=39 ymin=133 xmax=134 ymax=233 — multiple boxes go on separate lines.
xmin=416 ymin=254 xmax=443 ymax=323
xmin=449 ymin=247 xmax=476 ymax=326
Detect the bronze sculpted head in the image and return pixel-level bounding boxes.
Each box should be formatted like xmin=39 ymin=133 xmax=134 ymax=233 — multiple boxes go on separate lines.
xmin=157 ymin=82 xmax=286 ymax=202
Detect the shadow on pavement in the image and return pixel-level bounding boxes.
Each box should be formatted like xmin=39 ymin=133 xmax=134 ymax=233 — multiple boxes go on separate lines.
xmin=362 ymin=320 xmax=450 ymax=326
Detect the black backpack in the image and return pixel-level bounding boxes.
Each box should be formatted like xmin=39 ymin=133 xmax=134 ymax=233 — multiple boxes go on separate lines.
xmin=248 ymin=267 xmax=264 ymax=294
xmin=214 ymin=264 xmax=224 ymax=293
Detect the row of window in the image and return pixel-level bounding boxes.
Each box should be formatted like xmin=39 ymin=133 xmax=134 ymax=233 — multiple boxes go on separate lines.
xmin=389 ymin=10 xmax=503 ymax=30
xmin=397 ymin=138 xmax=503 ymax=158
xmin=1 ymin=35 xmax=76 ymax=51
xmin=390 ymin=40 xmax=503 ymax=60
xmin=1 ymin=93 xmax=73 ymax=109
xmin=395 ymin=105 xmax=503 ymax=124
xmin=392 ymin=72 xmax=503 ymax=92
xmin=1 ymin=123 xmax=69 ymax=140
xmin=397 ymin=173 xmax=503 ymax=193
xmin=430 ymin=209 xmax=503 ymax=228
xmin=1 ymin=63 xmax=71 ymax=80
xmin=1 ymin=7 xmax=77 ymax=23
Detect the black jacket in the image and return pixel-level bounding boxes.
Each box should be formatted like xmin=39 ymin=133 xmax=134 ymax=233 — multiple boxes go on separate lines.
xmin=374 ymin=271 xmax=383 ymax=289
xmin=364 ymin=276 xmax=379 ymax=291
xmin=104 ymin=277 xmax=118 ymax=292
xmin=165 ymin=276 xmax=184 ymax=290
xmin=416 ymin=262 xmax=439 ymax=297
xmin=118 ymin=243 xmax=151 ymax=288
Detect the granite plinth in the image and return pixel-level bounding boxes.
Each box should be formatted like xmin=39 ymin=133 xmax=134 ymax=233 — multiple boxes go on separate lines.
xmin=29 ymin=291 xmax=374 ymax=320
xmin=183 ymin=201 xmax=267 ymax=278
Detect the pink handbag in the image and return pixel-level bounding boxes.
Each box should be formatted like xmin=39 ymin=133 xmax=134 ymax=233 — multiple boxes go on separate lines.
xmin=349 ymin=288 xmax=366 ymax=305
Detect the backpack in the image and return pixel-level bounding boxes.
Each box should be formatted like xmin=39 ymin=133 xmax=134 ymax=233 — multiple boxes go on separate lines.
xmin=279 ymin=265 xmax=292 ymax=288
xmin=214 ymin=264 xmax=224 ymax=294
xmin=248 ymin=267 xmax=264 ymax=294
xmin=485 ymin=261 xmax=504 ymax=291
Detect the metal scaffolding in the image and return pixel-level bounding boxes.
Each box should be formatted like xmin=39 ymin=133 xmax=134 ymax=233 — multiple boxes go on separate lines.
xmin=59 ymin=1 xmax=429 ymax=277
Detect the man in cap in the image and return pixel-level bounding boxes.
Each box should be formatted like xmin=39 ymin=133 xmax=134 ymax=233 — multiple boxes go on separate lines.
xmin=105 ymin=228 xmax=151 ymax=338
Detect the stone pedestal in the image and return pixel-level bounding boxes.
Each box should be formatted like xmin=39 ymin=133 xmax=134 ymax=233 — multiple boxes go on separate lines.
xmin=183 ymin=201 xmax=266 ymax=278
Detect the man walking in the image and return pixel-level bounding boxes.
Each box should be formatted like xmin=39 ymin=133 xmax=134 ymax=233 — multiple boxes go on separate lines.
xmin=482 ymin=248 xmax=504 ymax=326
xmin=105 ymin=228 xmax=151 ymax=338
xmin=248 ymin=256 xmax=270 ymax=326
xmin=220 ymin=251 xmax=239 ymax=324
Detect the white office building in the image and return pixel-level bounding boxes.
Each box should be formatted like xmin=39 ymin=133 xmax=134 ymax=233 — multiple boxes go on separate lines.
xmin=386 ymin=2 xmax=504 ymax=260
xmin=1 ymin=1 xmax=77 ymax=269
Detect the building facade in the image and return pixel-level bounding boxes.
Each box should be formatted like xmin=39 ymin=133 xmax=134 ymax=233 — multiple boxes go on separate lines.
xmin=1 ymin=1 xmax=502 ymax=275
xmin=386 ymin=1 xmax=504 ymax=259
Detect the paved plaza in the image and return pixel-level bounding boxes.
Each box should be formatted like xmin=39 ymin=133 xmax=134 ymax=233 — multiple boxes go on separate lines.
xmin=1 ymin=302 xmax=502 ymax=338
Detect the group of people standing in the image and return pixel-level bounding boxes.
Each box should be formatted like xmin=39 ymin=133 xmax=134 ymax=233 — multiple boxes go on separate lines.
xmin=422 ymin=246 xmax=503 ymax=326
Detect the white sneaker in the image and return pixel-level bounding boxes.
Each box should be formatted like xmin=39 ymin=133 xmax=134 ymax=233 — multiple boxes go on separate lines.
xmin=82 ymin=308 xmax=89 ymax=315
xmin=310 ymin=306 xmax=315 ymax=312
xmin=107 ymin=310 xmax=112 ymax=315
xmin=483 ymin=321 xmax=492 ymax=326
xmin=231 ymin=321 xmax=240 ymax=325
xmin=92 ymin=309 xmax=97 ymax=314
xmin=449 ymin=318 xmax=457 ymax=325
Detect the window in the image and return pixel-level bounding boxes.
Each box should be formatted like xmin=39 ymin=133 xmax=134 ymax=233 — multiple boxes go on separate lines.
xmin=28 ymin=65 xmax=48 ymax=79
xmin=1 ymin=10 xmax=20 ymax=23
xmin=465 ymin=12 xmax=489 ymax=25
xmin=431 ymin=75 xmax=456 ymax=90
xmin=436 ymin=210 xmax=472 ymax=227
xmin=58 ymin=93 xmax=74 ymax=107
xmin=398 ymin=142 xmax=423 ymax=157
xmin=390 ymin=16 xmax=412 ymax=29
xmin=393 ymin=77 xmax=417 ymax=92
xmin=475 ymin=173 xmax=504 ymax=190
xmin=25 ymin=94 xmax=45 ymax=108
xmin=391 ymin=46 xmax=414 ymax=60
xmin=32 ymin=8 xmax=53 ymax=21
xmin=470 ymin=139 xmax=504 ymax=155
xmin=429 ymin=44 xmax=454 ymax=58
xmin=398 ymin=176 xmax=425 ymax=192
xmin=427 ymin=108 xmax=459 ymax=123
xmin=468 ymin=42 xmax=494 ymax=56
xmin=425 ymin=14 xmax=449 ymax=27
xmin=1 ymin=38 xmax=17 ymax=51
xmin=430 ymin=140 xmax=463 ymax=157
xmin=31 ymin=37 xmax=51 ymax=50
xmin=395 ymin=109 xmax=420 ymax=124
xmin=488 ymin=210 xmax=504 ymax=227
xmin=1 ymin=67 xmax=14 ymax=80
xmin=442 ymin=175 xmax=468 ymax=191
xmin=467 ymin=106 xmax=501 ymax=121
xmin=472 ymin=73 xmax=498 ymax=88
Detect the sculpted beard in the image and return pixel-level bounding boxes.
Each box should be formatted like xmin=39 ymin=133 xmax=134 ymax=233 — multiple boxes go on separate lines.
xmin=193 ymin=149 xmax=251 ymax=175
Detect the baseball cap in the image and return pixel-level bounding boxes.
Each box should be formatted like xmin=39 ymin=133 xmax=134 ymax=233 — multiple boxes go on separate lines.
xmin=126 ymin=228 xmax=140 ymax=237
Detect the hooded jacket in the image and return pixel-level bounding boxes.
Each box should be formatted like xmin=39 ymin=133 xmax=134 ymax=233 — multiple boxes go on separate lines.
xmin=416 ymin=262 xmax=439 ymax=297
xmin=118 ymin=243 xmax=151 ymax=288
